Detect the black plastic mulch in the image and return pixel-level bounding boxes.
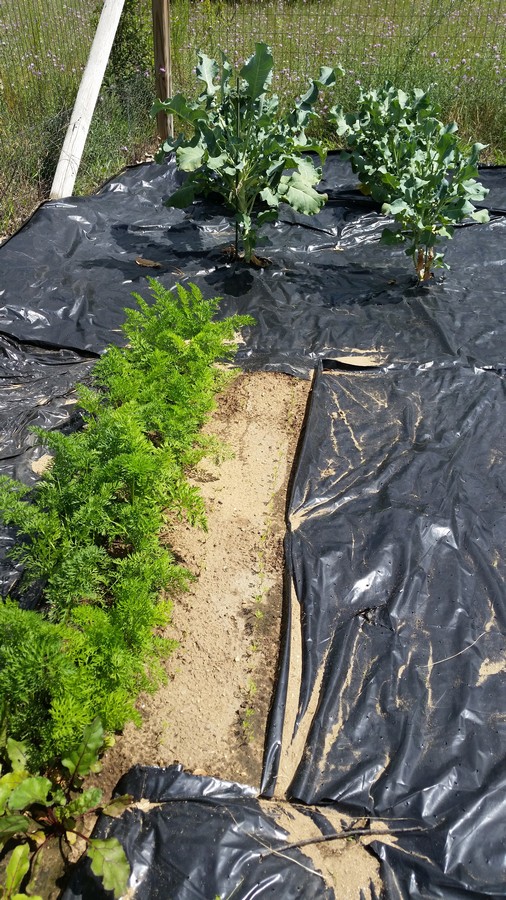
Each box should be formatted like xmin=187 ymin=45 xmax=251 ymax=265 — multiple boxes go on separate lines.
xmin=62 ymin=766 xmax=357 ymax=900
xmin=263 ymin=359 xmax=506 ymax=898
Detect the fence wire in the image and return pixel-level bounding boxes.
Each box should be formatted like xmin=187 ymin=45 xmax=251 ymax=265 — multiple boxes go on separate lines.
xmin=0 ymin=0 xmax=154 ymax=238
xmin=1 ymin=0 xmax=504 ymax=239
xmin=0 ymin=0 xmax=94 ymax=234
xmin=169 ymin=0 xmax=505 ymax=110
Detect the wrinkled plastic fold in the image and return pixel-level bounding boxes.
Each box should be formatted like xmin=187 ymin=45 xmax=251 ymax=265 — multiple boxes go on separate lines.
xmin=62 ymin=766 xmax=339 ymax=899
xmin=263 ymin=359 xmax=506 ymax=897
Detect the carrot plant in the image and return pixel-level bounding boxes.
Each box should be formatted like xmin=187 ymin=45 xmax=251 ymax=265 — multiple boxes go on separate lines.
xmin=153 ymin=42 xmax=340 ymax=264
xmin=332 ymin=83 xmax=489 ymax=281
xmin=0 ymin=281 xmax=253 ymax=769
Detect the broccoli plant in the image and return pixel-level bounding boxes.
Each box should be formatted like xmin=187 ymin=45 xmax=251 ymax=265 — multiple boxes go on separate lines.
xmin=332 ymin=83 xmax=489 ymax=281
xmin=0 ymin=718 xmax=130 ymax=900
xmin=332 ymin=82 xmax=436 ymax=203
xmin=153 ymin=42 xmax=340 ymax=264
xmin=380 ymin=130 xmax=489 ymax=281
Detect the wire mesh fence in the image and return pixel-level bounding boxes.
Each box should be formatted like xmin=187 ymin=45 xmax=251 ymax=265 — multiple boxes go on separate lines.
xmin=0 ymin=0 xmax=94 ymax=233
xmin=169 ymin=0 xmax=505 ymax=134
xmin=0 ymin=0 xmax=155 ymax=237
xmin=1 ymin=0 xmax=504 ymax=239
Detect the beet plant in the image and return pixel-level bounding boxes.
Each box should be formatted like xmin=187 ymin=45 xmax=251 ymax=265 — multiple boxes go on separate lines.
xmin=153 ymin=42 xmax=340 ymax=264
xmin=332 ymin=83 xmax=489 ymax=281
xmin=0 ymin=718 xmax=130 ymax=899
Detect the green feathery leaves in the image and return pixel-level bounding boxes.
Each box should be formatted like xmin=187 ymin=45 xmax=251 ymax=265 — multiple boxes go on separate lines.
xmin=0 ymin=280 xmax=253 ymax=768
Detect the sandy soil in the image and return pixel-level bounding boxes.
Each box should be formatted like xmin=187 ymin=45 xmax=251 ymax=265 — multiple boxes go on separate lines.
xmin=94 ymin=370 xmax=309 ymax=791
xmin=90 ymin=369 xmax=382 ymax=897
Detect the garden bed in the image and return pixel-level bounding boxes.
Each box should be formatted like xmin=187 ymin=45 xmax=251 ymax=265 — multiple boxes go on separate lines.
xmin=0 ymin=144 xmax=505 ymax=898
xmin=77 ymin=368 xmax=383 ymax=900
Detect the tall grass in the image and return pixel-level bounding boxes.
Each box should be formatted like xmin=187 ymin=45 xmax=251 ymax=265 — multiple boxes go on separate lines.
xmin=0 ymin=0 xmax=155 ymax=236
xmin=0 ymin=0 xmax=92 ymax=232
xmin=0 ymin=0 xmax=504 ymax=237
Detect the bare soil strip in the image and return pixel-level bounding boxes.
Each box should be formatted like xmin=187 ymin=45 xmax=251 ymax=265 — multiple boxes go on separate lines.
xmin=96 ymin=371 xmax=310 ymax=794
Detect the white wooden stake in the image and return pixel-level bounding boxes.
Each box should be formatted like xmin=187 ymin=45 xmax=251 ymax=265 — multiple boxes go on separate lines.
xmin=50 ymin=0 xmax=126 ymax=199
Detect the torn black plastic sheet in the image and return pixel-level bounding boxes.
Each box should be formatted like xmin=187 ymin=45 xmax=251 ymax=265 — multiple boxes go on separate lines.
xmin=0 ymin=334 xmax=94 ymax=599
xmin=62 ymin=765 xmax=344 ymax=900
xmin=0 ymin=156 xmax=504 ymax=378
xmin=0 ymin=334 xmax=94 ymax=482
xmin=262 ymin=360 xmax=506 ymax=897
